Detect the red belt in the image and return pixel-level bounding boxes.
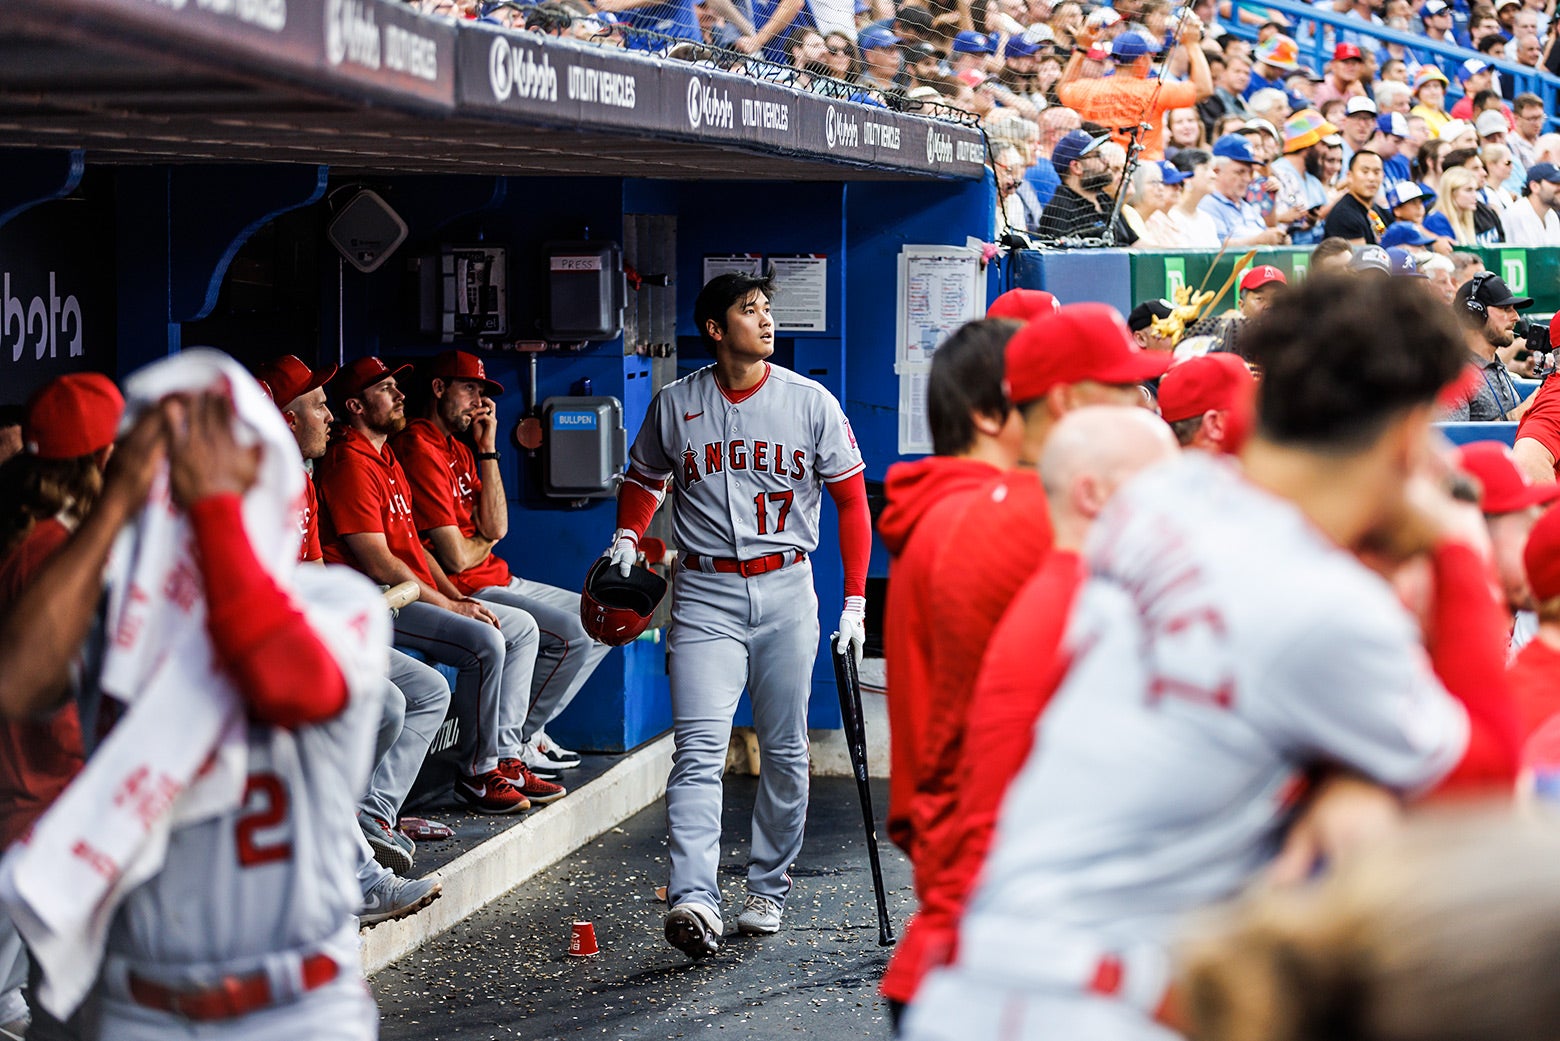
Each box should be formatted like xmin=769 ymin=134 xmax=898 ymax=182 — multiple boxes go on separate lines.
xmin=684 ymin=551 xmax=804 ymax=577
xmin=127 ymin=952 xmax=339 ymax=1021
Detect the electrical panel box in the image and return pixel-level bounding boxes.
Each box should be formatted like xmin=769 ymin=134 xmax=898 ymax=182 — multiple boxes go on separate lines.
xmin=545 ymin=241 xmax=625 ymax=342
xmin=418 ymin=246 xmax=508 ymax=342
xmin=541 ymin=396 xmax=625 ymax=499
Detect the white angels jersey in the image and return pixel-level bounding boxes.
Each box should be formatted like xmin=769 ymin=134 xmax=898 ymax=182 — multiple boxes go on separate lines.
xmin=628 ymin=363 xmax=864 ymax=559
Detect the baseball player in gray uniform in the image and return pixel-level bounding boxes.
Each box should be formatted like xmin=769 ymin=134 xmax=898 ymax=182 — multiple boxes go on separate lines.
xmin=0 ymin=389 xmax=388 ymax=1039
xmin=609 ymin=273 xmax=873 ymax=957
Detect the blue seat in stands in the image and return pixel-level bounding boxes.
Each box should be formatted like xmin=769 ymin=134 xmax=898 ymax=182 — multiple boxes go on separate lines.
xmin=1436 ymin=422 xmax=1519 ymax=446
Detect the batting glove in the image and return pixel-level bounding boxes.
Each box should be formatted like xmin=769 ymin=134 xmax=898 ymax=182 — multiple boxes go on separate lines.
xmin=608 ymin=529 xmax=639 ymax=577
xmin=835 ymin=595 xmax=866 ymax=668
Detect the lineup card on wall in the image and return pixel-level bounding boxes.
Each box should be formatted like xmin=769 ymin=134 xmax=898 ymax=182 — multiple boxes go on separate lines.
xmin=896 ymin=245 xmax=983 ymax=455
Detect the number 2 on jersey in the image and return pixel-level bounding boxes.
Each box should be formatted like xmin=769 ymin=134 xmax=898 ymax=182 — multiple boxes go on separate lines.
xmin=753 ymin=491 xmax=794 ymax=536
xmin=235 ymin=772 xmax=294 ymax=867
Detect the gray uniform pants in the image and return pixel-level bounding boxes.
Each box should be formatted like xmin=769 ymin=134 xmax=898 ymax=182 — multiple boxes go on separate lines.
xmin=391 ymin=600 xmax=537 ymax=777
xmin=473 ymin=577 xmax=612 ymax=743
xmin=358 ymin=649 xmax=450 ymax=825
xmin=664 ymin=560 xmax=818 ymax=913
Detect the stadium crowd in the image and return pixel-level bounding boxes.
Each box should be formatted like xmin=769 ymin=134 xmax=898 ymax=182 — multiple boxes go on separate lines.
xmin=408 ymin=0 xmax=1560 ymax=250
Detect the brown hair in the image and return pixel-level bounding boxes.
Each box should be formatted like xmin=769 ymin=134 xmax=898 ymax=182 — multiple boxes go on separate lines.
xmin=0 ymin=453 xmax=102 ymax=557
xmin=1179 ymin=811 xmax=1560 ymax=1041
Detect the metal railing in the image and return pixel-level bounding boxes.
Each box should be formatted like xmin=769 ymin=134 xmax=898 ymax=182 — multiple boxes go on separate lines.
xmin=1225 ymin=0 xmax=1560 ymax=131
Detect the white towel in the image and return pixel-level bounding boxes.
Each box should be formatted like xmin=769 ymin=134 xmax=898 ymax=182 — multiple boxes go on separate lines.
xmin=0 ymin=349 xmax=309 ymax=1018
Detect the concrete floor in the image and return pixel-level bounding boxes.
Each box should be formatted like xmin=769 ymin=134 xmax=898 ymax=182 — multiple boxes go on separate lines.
xmin=372 ymin=775 xmax=913 ymax=1040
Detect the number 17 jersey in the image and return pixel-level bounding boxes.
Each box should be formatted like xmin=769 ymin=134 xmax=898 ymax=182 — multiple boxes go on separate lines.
xmin=628 ymin=363 xmax=864 ymax=559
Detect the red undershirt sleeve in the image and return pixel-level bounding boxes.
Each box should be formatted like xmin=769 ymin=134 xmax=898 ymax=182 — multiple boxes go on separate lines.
xmin=189 ymin=495 xmax=348 ymax=729
xmin=1426 ymin=540 xmax=1522 ymax=794
xmin=826 ymin=472 xmax=870 ymax=600
xmin=615 ymin=467 xmax=665 ymax=540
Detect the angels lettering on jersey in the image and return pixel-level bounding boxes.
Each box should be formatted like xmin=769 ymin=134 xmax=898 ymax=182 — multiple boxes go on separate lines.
xmin=681 ymin=439 xmax=809 ymax=487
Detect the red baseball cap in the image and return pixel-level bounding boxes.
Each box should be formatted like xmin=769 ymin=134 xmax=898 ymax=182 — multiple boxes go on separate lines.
xmin=337 ymin=356 xmax=412 ymax=401
xmin=254 ymin=355 xmax=336 ymax=407
xmin=23 ymin=373 xmax=124 ymax=460
xmin=1156 ymin=353 xmax=1256 ymax=423
xmin=430 ymin=350 xmax=503 ymax=396
xmin=987 ymin=288 xmax=1061 ymax=322
xmin=1239 ymin=265 xmax=1287 ymax=292
xmin=1005 ymin=303 xmax=1173 ymax=405
xmin=1333 ymin=42 xmax=1363 ymax=61
xmin=1524 ymin=503 xmax=1560 ymax=601
xmin=1455 ymin=441 xmax=1560 ymax=516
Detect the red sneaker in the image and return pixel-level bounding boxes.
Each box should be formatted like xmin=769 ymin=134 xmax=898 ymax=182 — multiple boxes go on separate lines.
xmin=498 ymin=758 xmax=568 ymax=805
xmin=455 ymin=770 xmax=531 ymax=814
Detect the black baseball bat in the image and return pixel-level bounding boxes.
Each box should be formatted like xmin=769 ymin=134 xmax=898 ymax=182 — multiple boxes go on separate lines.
xmin=830 ymin=636 xmax=895 ymax=947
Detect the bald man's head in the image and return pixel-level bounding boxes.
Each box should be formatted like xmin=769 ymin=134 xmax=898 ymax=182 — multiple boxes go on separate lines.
xmin=1040 ymin=406 xmax=1179 ymax=548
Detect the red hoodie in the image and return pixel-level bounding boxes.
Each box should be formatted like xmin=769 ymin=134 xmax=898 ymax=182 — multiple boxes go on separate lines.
xmin=879 ymin=457 xmax=1006 ymax=861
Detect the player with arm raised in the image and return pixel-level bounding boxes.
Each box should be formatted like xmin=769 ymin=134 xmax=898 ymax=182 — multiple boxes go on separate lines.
xmin=608 ymin=272 xmax=872 ymax=958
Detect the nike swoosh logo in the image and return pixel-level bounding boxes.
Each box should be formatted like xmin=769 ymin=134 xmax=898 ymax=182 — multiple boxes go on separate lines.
xmin=684 ymin=411 xmax=704 ymax=421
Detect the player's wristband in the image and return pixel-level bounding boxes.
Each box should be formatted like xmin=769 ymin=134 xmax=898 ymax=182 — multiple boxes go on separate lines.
xmin=476 ymin=451 xmax=500 ymax=462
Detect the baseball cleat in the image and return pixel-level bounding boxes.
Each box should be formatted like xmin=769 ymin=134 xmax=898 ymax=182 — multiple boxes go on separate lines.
xmin=359 ymin=874 xmax=442 ymax=927
xmin=359 ymin=813 xmax=414 ymax=875
xmin=735 ymin=892 xmax=783 ymax=935
xmin=498 ymin=758 xmax=568 ymax=804
xmin=664 ymin=902 xmax=723 ymax=959
xmin=455 ymin=771 xmax=531 ymax=814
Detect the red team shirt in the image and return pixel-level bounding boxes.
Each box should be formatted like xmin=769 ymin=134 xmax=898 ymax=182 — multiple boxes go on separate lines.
xmin=299 ymin=476 xmax=322 ymax=563
xmin=315 ymin=426 xmax=438 ymax=588
xmin=393 ymin=418 xmax=510 ymax=595
xmin=1516 ymin=377 xmax=1560 ymax=477
xmin=0 ymin=519 xmax=86 ymax=847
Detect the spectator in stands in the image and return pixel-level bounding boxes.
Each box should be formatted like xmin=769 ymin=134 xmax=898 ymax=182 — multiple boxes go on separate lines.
xmin=1510 ymin=93 xmax=1545 ymax=171
xmin=1414 ymin=137 xmax=1448 ymax=191
xmin=1036 ymin=130 xmax=1136 ymax=243
xmin=1122 ymin=161 xmax=1174 ymax=240
xmin=1449 ymin=59 xmax=1498 ymax=121
xmin=596 ymin=0 xmax=702 ymax=47
xmin=732 ymin=0 xmax=810 ymax=63
xmin=1501 ymin=163 xmax=1560 ymax=245
xmin=856 ymin=24 xmax=906 ymax=91
xmin=1028 ymin=106 xmax=1081 ymax=207
xmin=1142 ymin=147 xmax=1221 ymax=247
xmin=692 ymin=0 xmax=747 ymax=49
xmin=1201 ymin=133 xmax=1287 ymax=245
xmin=994 ymin=144 xmax=1034 ymax=239
xmin=1410 ymin=66 xmax=1452 ymax=136
xmin=1427 ymin=166 xmax=1486 ymax=245
xmin=1443 ymin=146 xmax=1508 ymax=240
xmin=1127 ymin=299 xmax=1177 ymax=352
xmin=1444 ymin=274 xmax=1535 ymax=422
xmin=1274 ymin=109 xmax=1341 ymax=245
xmin=1372 ymin=112 xmax=1411 ymax=190
xmin=1322 ymin=149 xmax=1386 ymax=243
xmin=1441 ymin=119 xmax=1480 ymax=151
xmin=397 ymin=352 xmax=604 ymax=782
xmin=1309 ymin=235 xmax=1356 ymax=273
xmin=1482 ymin=142 xmax=1520 ymax=207
xmin=996 ymin=33 xmax=1049 ymax=106
xmin=1375 ymin=80 xmax=1413 ymax=117
xmin=1315 ymin=43 xmax=1368 ymax=106
xmin=1166 ymin=106 xmax=1208 ymax=160
xmin=1419 ymin=0 xmax=1457 ymax=48
xmin=1339 ymin=95 xmax=1377 ymax=166
xmin=315 ymin=358 xmax=545 ymax=814
xmin=820 ymin=30 xmax=860 ymax=80
xmin=1379 ymin=57 xmax=1409 ymax=83
xmin=1247 ymin=34 xmax=1300 ymax=96
xmin=1198 ymin=50 xmax=1251 ymax=132
xmin=1451 ymin=249 xmax=1488 ymax=284
xmin=1383 ymin=181 xmax=1451 ymax=252
xmin=1097 ymin=141 xmax=1128 ymax=202
xmin=1057 ymin=22 xmax=1212 ymax=162
xmin=1421 ymin=252 xmax=1460 ymax=301
xmin=1246 ymin=89 xmax=1290 ymax=133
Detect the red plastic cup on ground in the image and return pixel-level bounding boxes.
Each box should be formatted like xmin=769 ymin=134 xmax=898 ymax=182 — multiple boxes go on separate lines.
xmin=569 ymin=921 xmax=599 ymax=957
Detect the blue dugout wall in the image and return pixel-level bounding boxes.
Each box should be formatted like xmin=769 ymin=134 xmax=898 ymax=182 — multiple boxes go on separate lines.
xmin=0 ymin=156 xmax=995 ymax=752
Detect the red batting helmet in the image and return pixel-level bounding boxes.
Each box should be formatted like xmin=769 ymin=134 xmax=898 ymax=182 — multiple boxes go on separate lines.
xmin=581 ymin=557 xmax=668 ymax=646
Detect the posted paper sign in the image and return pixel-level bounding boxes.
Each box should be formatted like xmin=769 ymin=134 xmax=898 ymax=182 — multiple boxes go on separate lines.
xmin=895 ymin=245 xmax=983 ymax=455
xmin=769 ymin=254 xmax=828 ymax=332
xmin=702 ymin=254 xmax=764 ymax=283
